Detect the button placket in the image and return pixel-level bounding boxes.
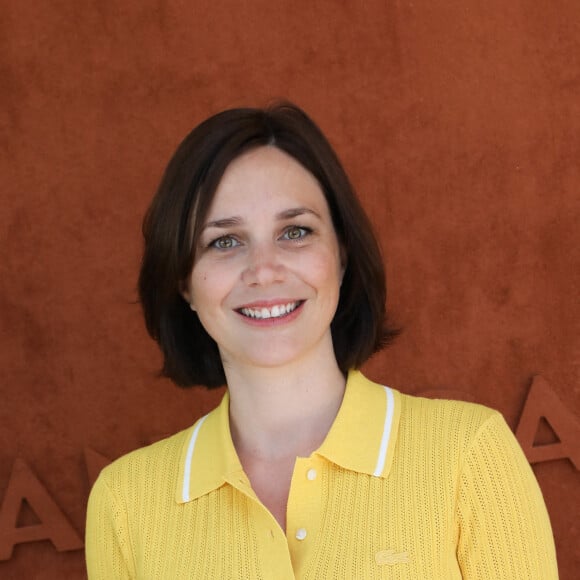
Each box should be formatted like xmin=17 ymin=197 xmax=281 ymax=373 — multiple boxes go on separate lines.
xmin=286 ymin=457 xmax=324 ymax=556
xmin=294 ymin=475 xmax=310 ymax=542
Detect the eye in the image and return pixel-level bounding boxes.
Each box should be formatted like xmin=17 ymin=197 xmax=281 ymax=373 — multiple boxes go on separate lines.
xmin=282 ymin=226 xmax=311 ymax=240
xmin=210 ymin=235 xmax=240 ymax=250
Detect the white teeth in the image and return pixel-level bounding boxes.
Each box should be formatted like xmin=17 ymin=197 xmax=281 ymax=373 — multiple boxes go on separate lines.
xmin=240 ymin=302 xmax=299 ymax=319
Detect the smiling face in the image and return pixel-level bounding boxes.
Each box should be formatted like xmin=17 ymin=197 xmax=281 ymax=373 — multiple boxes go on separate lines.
xmin=183 ymin=146 xmax=344 ymax=372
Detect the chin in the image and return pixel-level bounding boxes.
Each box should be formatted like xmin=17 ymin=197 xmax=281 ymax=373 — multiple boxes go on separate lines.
xmin=226 ymin=345 xmax=308 ymax=371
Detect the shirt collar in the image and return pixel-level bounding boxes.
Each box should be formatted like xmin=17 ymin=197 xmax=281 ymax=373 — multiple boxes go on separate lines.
xmin=315 ymin=370 xmax=401 ymax=477
xmin=176 ymin=370 xmax=401 ymax=504
xmin=176 ymin=389 xmax=243 ymax=504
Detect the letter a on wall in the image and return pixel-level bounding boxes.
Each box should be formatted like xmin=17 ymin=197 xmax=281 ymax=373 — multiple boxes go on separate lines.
xmin=515 ymin=376 xmax=580 ymax=469
xmin=0 ymin=458 xmax=83 ymax=560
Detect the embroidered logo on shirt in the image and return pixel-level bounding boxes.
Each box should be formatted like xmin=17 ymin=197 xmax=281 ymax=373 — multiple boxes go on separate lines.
xmin=375 ymin=549 xmax=409 ymax=565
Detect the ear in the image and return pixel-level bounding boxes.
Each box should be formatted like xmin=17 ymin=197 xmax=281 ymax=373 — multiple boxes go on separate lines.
xmin=179 ymin=281 xmax=196 ymax=311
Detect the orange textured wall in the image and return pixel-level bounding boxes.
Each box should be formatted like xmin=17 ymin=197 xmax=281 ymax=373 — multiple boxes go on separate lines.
xmin=0 ymin=1 xmax=578 ymax=577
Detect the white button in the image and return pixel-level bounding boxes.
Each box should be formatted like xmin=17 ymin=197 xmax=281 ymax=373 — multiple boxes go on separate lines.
xmin=306 ymin=468 xmax=317 ymax=481
xmin=295 ymin=528 xmax=307 ymax=540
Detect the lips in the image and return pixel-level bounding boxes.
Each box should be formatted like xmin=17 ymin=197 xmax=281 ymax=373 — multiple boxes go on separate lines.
xmin=237 ymin=301 xmax=303 ymax=320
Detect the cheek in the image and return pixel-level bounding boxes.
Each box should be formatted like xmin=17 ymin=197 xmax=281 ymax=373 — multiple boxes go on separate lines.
xmin=307 ymin=250 xmax=343 ymax=290
xmin=188 ymin=268 xmax=212 ymax=308
xmin=189 ymin=263 xmax=234 ymax=308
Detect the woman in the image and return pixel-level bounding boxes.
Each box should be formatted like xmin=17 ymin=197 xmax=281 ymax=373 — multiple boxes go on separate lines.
xmin=86 ymin=103 xmax=558 ymax=578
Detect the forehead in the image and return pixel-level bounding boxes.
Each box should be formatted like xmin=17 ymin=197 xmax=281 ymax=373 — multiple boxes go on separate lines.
xmin=207 ymin=146 xmax=328 ymax=216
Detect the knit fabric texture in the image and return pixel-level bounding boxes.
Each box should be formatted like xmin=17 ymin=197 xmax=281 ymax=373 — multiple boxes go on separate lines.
xmin=85 ymin=371 xmax=558 ymax=578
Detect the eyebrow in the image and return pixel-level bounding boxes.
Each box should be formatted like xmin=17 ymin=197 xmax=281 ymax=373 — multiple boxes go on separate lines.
xmin=202 ymin=207 xmax=322 ymax=230
xmin=277 ymin=207 xmax=322 ymax=220
xmin=203 ymin=216 xmax=243 ymax=230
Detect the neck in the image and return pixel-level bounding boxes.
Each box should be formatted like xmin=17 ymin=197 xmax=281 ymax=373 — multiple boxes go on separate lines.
xmin=224 ymin=356 xmax=347 ymax=462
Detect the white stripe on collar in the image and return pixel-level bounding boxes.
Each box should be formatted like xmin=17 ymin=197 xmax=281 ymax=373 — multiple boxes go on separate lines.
xmin=373 ymin=386 xmax=395 ymax=477
xmin=182 ymin=414 xmax=209 ymax=502
xmin=182 ymin=383 xmax=395 ymax=499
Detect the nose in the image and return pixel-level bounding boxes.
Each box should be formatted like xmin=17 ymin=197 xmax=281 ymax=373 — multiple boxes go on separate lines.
xmin=241 ymin=242 xmax=286 ymax=287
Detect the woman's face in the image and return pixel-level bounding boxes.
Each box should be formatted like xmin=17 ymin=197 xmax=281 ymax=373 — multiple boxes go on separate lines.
xmin=183 ymin=146 xmax=344 ymax=372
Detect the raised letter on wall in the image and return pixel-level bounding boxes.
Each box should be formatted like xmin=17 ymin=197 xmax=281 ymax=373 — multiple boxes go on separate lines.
xmin=516 ymin=376 xmax=580 ymax=469
xmin=0 ymin=458 xmax=83 ymax=560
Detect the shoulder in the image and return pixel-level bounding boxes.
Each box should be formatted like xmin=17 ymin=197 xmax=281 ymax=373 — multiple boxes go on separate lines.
xmin=398 ymin=391 xmax=499 ymax=429
xmin=396 ymin=390 xmax=512 ymax=461
xmin=92 ymin=426 xmax=193 ymax=498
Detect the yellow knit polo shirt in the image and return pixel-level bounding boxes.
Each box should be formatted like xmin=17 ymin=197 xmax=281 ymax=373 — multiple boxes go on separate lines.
xmin=85 ymin=371 xmax=558 ymax=579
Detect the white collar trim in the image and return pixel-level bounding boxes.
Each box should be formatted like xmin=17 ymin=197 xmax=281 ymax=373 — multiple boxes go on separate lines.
xmin=373 ymin=386 xmax=395 ymax=477
xmin=182 ymin=414 xmax=209 ymax=502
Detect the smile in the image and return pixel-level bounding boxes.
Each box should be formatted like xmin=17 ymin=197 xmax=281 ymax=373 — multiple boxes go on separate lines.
xmin=238 ymin=301 xmax=302 ymax=320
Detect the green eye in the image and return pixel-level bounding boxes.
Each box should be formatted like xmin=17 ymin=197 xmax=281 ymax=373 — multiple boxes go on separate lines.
xmin=211 ymin=236 xmax=238 ymax=249
xmin=284 ymin=226 xmax=310 ymax=240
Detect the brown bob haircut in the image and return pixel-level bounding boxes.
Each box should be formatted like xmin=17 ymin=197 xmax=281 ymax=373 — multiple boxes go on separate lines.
xmin=138 ymin=102 xmax=398 ymax=388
